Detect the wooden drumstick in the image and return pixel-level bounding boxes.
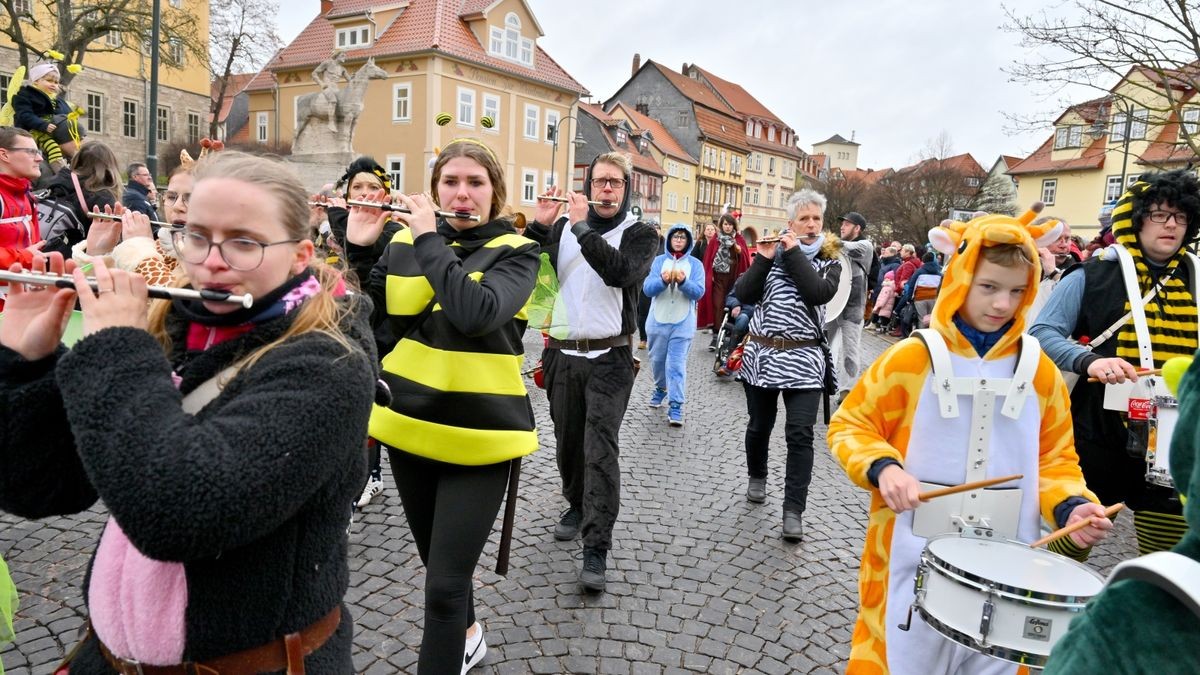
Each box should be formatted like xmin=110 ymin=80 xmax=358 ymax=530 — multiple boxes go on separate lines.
xmin=1029 ymin=503 xmax=1125 ymax=548
xmin=917 ymin=474 xmax=1023 ymax=502
xmin=1086 ymin=368 xmax=1161 ymax=383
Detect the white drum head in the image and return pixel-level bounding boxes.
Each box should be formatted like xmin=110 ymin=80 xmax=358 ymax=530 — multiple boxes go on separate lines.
xmin=927 ymin=536 xmax=1104 ymax=599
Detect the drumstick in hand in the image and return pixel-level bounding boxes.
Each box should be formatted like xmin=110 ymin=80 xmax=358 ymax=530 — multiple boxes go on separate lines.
xmin=917 ymin=474 xmax=1023 ymax=502
xmin=1086 ymin=368 xmax=1161 ymax=383
xmin=1029 ymin=503 xmax=1125 ymax=548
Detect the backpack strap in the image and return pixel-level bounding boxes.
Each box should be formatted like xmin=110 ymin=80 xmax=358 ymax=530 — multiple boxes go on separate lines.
xmin=1106 ymin=551 xmax=1200 ymax=619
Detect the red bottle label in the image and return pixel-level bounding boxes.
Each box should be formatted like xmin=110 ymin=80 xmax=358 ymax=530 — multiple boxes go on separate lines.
xmin=1128 ymin=397 xmax=1153 ymax=421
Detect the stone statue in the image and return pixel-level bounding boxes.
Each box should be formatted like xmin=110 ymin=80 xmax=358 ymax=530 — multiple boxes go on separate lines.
xmin=293 ymin=55 xmax=389 ymax=155
xmin=310 ymin=51 xmax=349 ymax=133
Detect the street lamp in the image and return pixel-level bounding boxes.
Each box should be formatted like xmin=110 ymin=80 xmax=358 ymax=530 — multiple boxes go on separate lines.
xmin=548 ymin=116 xmax=586 ymax=189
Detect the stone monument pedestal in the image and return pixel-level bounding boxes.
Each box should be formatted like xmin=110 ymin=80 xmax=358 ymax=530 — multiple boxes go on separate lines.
xmin=288 ymin=152 xmax=357 ymax=193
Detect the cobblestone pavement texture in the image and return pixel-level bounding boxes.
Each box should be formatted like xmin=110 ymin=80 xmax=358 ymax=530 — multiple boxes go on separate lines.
xmin=1 ymin=329 xmax=1141 ymax=674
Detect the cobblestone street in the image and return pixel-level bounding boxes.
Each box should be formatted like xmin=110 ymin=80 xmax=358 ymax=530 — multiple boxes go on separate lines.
xmin=1 ymin=329 xmax=1140 ymax=674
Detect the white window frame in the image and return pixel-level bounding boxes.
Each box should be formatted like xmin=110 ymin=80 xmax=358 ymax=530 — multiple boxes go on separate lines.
xmin=105 ymin=30 xmax=121 ymax=48
xmin=1054 ymin=126 xmax=1070 ymax=149
xmin=545 ymin=109 xmax=560 ymax=144
xmin=1183 ymin=108 xmax=1199 ymax=138
xmin=1105 ymin=175 xmax=1125 ymax=203
xmin=168 ymin=38 xmax=184 ymax=66
xmin=520 ymin=38 xmax=533 ymax=66
xmin=1111 ymin=112 xmax=1128 ymax=143
xmin=169 ymin=0 xmax=182 ymax=7
xmin=187 ymin=111 xmax=201 ymax=144
xmin=677 ymin=110 xmax=687 ymax=127
xmin=256 ymin=111 xmax=268 ymax=143
xmin=667 ymin=192 xmax=678 ymax=211
xmin=682 ymin=196 xmax=690 ymax=213
xmin=386 ymin=155 xmax=405 ymax=193
xmin=1130 ymin=108 xmax=1149 ymax=140
xmin=489 ymin=27 xmax=503 ymax=55
xmin=457 ymin=87 xmax=475 ymax=127
xmin=768 ymin=126 xmax=776 ymax=142
xmin=13 ymin=0 xmax=31 ymax=15
xmin=1041 ymin=178 xmax=1057 ymax=206
xmin=682 ymin=166 xmax=690 ymax=181
xmin=524 ymin=104 xmax=539 ymax=140
xmin=156 ymin=105 xmax=170 ymax=142
xmin=392 ymin=82 xmax=411 ymax=122
xmin=86 ymin=91 xmax=103 ymax=133
xmin=482 ymin=94 xmax=500 ymax=133
xmin=504 ymin=13 xmax=520 ymax=60
xmin=335 ymin=25 xmax=371 ymax=49
xmin=122 ymin=99 xmax=138 ymax=138
xmin=521 ymin=168 xmax=538 ymax=204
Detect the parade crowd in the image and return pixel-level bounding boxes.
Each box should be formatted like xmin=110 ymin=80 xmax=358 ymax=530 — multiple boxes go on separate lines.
xmin=1 ymin=94 xmax=1199 ymax=675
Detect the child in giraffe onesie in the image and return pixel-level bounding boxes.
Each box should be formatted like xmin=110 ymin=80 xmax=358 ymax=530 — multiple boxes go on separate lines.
xmin=828 ymin=207 xmax=1114 ymax=675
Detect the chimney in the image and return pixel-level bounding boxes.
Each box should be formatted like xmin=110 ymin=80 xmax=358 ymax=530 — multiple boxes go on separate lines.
xmin=321 ymin=0 xmax=333 ymax=14
xmin=632 ymin=53 xmax=641 ymax=76
xmin=682 ymin=62 xmax=689 ymax=76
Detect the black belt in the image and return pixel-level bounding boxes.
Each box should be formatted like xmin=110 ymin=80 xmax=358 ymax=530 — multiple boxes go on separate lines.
xmin=747 ymin=334 xmax=819 ymax=350
xmin=546 ymin=335 xmax=632 ymax=353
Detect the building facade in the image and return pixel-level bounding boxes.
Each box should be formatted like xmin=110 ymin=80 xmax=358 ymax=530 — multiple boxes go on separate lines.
xmin=573 ymin=103 xmax=664 ymax=226
xmin=0 ymin=0 xmax=212 ymax=177
xmin=1008 ymin=67 xmax=1199 ymax=238
xmin=606 ymin=101 xmax=698 ymax=230
xmin=245 ymin=0 xmax=586 ymax=219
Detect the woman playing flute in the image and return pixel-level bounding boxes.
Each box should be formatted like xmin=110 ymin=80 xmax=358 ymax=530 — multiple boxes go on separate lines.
xmin=0 ymin=151 xmax=377 ymax=673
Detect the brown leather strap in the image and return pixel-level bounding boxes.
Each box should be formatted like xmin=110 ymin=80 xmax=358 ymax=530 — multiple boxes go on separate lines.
xmin=546 ymin=334 xmax=633 ymax=353
xmin=747 ymin=334 xmax=819 ymax=350
xmin=99 ymin=606 xmax=340 ymax=675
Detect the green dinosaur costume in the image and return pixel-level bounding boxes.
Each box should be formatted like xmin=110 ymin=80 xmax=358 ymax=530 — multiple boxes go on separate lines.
xmin=1043 ymin=357 xmax=1200 ymax=674
xmin=0 ymin=553 xmax=16 ymax=675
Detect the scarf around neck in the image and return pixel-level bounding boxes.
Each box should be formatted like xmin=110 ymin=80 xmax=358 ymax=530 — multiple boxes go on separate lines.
xmin=799 ymin=233 xmax=826 ymax=261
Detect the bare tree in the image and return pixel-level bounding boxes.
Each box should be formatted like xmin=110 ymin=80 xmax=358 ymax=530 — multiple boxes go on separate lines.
xmin=209 ymin=0 xmax=282 ymax=138
xmin=971 ymin=172 xmax=1020 ymax=216
xmin=870 ymin=160 xmax=983 ymax=243
xmin=822 ymin=174 xmax=873 ymax=234
xmin=0 ymin=0 xmax=207 ymax=88
xmin=1004 ymin=0 xmax=1200 ymax=155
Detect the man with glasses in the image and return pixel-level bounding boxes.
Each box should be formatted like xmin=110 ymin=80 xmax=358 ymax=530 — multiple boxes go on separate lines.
xmin=121 ymin=162 xmax=160 ymax=230
xmin=0 ymin=128 xmax=43 ymax=309
xmin=1031 ymin=169 xmax=1200 ymax=558
xmin=528 ymin=152 xmax=658 ymax=593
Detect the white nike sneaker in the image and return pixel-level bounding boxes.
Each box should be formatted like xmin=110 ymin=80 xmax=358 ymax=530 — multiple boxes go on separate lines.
xmin=462 ymin=622 xmax=486 ymax=674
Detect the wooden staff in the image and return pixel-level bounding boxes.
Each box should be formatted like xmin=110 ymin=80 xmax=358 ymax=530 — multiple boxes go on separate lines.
xmin=345 ymin=199 xmax=482 ymax=222
xmin=917 ymin=474 xmax=1024 ymax=502
xmin=536 ymin=195 xmax=614 ymax=207
xmin=0 ymin=269 xmax=253 ymax=307
xmin=87 ymin=211 xmax=173 ymax=230
xmin=1086 ymin=368 xmax=1162 ymax=383
xmin=1029 ymin=503 xmax=1125 ymax=548
xmin=494 ymin=457 xmax=522 ymax=576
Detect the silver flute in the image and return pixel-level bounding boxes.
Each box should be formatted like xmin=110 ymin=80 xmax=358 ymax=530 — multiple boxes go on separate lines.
xmin=0 ymin=270 xmax=254 ymax=308
xmin=87 ymin=211 xmax=173 ymax=230
xmin=335 ymin=199 xmax=482 ymax=222
xmin=537 ymin=195 xmax=614 ymax=206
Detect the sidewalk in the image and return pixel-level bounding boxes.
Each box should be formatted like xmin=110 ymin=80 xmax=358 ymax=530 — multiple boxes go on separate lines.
xmin=0 ymin=329 xmax=1140 ymax=674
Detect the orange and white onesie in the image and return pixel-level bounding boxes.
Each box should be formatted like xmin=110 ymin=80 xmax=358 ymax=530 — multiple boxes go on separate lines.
xmin=828 ymin=210 xmax=1097 ymax=675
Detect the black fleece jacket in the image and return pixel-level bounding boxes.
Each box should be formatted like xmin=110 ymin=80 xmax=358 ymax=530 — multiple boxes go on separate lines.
xmin=524 ymin=216 xmax=659 ymax=337
xmin=0 ymin=296 xmax=376 ymax=673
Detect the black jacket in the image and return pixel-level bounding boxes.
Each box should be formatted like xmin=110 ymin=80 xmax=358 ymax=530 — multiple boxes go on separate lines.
xmin=12 ymin=84 xmax=70 ymax=133
xmin=0 ymin=294 xmax=376 ymax=672
xmin=121 ymin=180 xmax=160 ymax=226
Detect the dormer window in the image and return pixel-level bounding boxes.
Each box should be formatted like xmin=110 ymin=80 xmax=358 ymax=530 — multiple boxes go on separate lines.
xmin=1183 ymin=108 xmax=1199 ymax=138
xmin=768 ymin=126 xmax=776 ymax=142
xmin=615 ymin=129 xmax=627 ymax=144
xmin=489 ymin=12 xmax=534 ymax=66
xmin=1053 ymin=124 xmax=1083 ymax=150
xmin=336 ymin=25 xmax=371 ymax=49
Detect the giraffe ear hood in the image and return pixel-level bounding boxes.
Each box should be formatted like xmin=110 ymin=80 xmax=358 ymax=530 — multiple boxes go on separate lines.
xmin=926 ymin=203 xmax=1060 ymax=349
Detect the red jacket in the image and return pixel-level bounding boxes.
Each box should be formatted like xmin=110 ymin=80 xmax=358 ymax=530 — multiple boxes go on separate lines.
xmin=894 ymin=256 xmax=920 ymax=289
xmin=700 ymin=232 xmax=750 ymax=327
xmin=0 ymin=172 xmax=40 ymax=309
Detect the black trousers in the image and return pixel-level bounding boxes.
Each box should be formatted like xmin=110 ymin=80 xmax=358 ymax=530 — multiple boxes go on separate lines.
xmin=388 ymin=449 xmax=510 ymax=675
xmin=543 ymin=346 xmax=636 ymax=551
xmin=742 ymin=383 xmax=821 ymax=515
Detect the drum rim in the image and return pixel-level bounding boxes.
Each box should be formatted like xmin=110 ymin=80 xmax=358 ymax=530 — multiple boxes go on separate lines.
xmin=915 ymin=605 xmax=1050 ymax=667
xmin=921 ymin=546 xmax=1103 ymax=605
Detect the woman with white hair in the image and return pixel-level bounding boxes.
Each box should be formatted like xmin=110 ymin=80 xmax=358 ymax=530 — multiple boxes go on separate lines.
xmin=734 ymin=189 xmax=843 ymax=541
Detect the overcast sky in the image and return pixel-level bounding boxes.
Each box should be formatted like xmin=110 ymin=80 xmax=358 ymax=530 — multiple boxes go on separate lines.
xmin=275 ymin=0 xmax=1103 ymax=170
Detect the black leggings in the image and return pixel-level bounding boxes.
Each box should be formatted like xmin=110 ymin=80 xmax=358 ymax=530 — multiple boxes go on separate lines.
xmin=388 ymin=449 xmax=511 ymax=675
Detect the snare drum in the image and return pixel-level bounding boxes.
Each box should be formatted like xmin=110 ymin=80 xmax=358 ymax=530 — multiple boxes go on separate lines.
xmin=1147 ymin=395 xmax=1177 ymax=489
xmin=911 ymin=534 xmax=1104 ymax=667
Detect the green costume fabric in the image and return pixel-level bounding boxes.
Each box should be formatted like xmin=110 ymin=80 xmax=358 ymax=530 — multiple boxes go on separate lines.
xmin=1043 ymin=359 xmax=1200 ymax=674
xmin=0 ymin=553 xmax=16 ymax=675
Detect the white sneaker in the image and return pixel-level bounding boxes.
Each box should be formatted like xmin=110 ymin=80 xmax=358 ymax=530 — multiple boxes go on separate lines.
xmin=462 ymin=622 xmax=486 ymax=674
xmin=356 ymin=478 xmax=384 ymax=508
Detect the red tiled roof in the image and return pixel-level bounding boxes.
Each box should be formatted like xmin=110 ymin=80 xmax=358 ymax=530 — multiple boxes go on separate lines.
xmin=458 ymin=0 xmax=543 ymax=35
xmin=694 ymin=106 xmax=750 ymax=153
xmin=1136 ymin=119 xmax=1200 ymax=165
xmin=269 ymin=0 xmax=585 ymax=95
xmin=1052 ymin=95 xmax=1109 ymax=126
xmin=243 ymin=69 xmax=278 ymax=92
xmin=841 ymin=168 xmax=891 ymax=184
xmin=896 ymin=153 xmax=985 ymax=178
xmin=1007 ymin=136 xmax=1108 ymax=175
xmin=211 ymin=73 xmax=258 ymax=123
xmin=578 ymin=105 xmax=664 ymax=177
xmin=645 ymin=61 xmax=736 ymax=116
xmin=607 ymin=101 xmax=697 ymax=164
xmin=1000 ymin=155 xmax=1022 ymax=169
xmin=690 ymin=64 xmax=782 ymax=125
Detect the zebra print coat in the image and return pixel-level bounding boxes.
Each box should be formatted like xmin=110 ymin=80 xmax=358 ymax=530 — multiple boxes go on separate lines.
xmin=735 ymin=235 xmax=843 ymax=390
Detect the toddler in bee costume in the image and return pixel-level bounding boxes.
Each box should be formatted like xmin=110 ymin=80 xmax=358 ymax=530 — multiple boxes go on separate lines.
xmin=828 ymin=207 xmax=1113 ymax=675
xmin=9 ymin=59 xmax=85 ymax=173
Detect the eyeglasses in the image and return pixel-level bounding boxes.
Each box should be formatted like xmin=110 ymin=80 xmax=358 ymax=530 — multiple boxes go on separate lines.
xmin=590 ymin=177 xmax=626 ymax=189
xmin=162 ymin=191 xmax=190 ymax=206
xmin=171 ymin=229 xmax=300 ymax=271
xmin=1148 ymin=210 xmax=1189 ymax=226
xmin=6 ymin=147 xmax=42 ymax=157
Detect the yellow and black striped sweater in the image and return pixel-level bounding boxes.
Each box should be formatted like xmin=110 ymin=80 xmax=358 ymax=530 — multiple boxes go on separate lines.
xmin=348 ymin=219 xmax=540 ymax=465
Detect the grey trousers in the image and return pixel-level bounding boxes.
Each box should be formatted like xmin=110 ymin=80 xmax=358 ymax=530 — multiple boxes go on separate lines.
xmin=542 ymin=346 xmax=636 ymax=551
xmin=825 ymin=310 xmax=864 ymax=394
